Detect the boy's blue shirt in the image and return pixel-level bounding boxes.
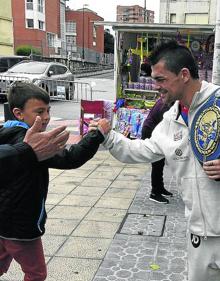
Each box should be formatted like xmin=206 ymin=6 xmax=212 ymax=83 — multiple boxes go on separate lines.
xmin=3 ymin=120 xmax=30 ymax=130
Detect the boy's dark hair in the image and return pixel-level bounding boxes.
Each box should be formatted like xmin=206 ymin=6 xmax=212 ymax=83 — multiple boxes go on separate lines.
xmin=149 ymin=40 xmax=199 ymax=79
xmin=8 ymin=81 xmax=50 ymax=112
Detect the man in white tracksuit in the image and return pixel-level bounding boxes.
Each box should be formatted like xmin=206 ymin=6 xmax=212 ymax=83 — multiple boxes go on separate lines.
xmin=96 ymin=41 xmax=220 ymax=281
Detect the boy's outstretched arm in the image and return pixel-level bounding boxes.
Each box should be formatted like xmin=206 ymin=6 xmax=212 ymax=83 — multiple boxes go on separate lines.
xmin=44 ymin=127 xmax=105 ymax=169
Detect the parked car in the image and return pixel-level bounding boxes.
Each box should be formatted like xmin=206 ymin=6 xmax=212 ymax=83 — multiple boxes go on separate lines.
xmin=0 ymin=55 xmax=29 ymax=73
xmin=0 ymin=61 xmax=75 ymax=100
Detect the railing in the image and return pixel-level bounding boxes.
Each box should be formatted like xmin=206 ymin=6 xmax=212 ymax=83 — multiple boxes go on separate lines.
xmin=0 ymin=75 xmax=93 ymax=102
xmin=0 ymin=76 xmax=30 ymax=95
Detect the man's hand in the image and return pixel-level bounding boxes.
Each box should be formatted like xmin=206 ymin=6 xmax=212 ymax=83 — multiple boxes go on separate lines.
xmin=89 ymin=118 xmax=111 ymax=135
xmin=24 ymin=116 xmax=69 ymax=161
xmin=203 ymin=159 xmax=220 ymax=180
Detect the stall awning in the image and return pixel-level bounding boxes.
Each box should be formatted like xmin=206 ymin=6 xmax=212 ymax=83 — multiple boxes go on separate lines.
xmin=94 ymin=21 xmax=215 ymax=35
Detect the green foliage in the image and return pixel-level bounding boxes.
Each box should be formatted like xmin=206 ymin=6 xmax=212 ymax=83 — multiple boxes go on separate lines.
xmin=15 ymin=45 xmax=42 ymax=56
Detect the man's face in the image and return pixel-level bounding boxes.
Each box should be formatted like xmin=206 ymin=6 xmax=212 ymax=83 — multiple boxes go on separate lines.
xmin=151 ymin=60 xmax=185 ymax=104
xmin=17 ymin=98 xmax=50 ymax=131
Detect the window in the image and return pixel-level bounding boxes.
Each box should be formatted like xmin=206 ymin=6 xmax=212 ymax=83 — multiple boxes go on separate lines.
xmin=170 ymin=13 xmax=176 ymax=24
xmin=93 ymin=25 xmax=97 ymax=38
xmin=38 ymin=20 xmax=44 ymax=30
xmin=66 ymin=21 xmax=76 ymax=33
xmin=26 ymin=0 xmax=33 ymax=10
xmin=27 ymin=19 xmax=34 ymax=28
xmin=56 ymin=65 xmax=67 ymax=75
xmin=47 ymin=33 xmax=55 ymax=47
xmin=38 ymin=0 xmax=44 ymax=13
xmin=66 ymin=35 xmax=76 ymax=46
xmin=185 ymin=13 xmax=208 ymax=24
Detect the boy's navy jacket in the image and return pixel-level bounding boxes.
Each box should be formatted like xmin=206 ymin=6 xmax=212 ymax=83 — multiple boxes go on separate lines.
xmin=0 ymin=125 xmax=104 ymax=240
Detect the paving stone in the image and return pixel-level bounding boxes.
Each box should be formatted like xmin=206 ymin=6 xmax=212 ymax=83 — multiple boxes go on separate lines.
xmin=95 ymin=166 xmax=123 ymax=173
xmin=46 ymin=218 xmax=80 ymax=235
xmin=110 ymin=180 xmax=141 ymax=190
xmin=62 ymin=169 xmax=93 ymax=177
xmin=85 ymin=207 xmax=127 ymax=222
xmin=104 ymin=188 xmax=137 ymax=199
xmin=72 ymin=220 xmax=120 ymax=238
xmin=0 ymin=260 xmax=23 ymax=280
xmin=46 ymin=193 xmax=66 ymax=205
xmin=70 ymin=186 xmax=106 ymax=196
xmin=42 ymin=235 xmax=67 ymax=256
xmin=48 ymin=183 xmax=77 ymax=194
xmin=47 ymin=257 xmax=101 ymax=281
xmin=88 ymin=170 xmax=120 ymax=180
xmin=95 ymin=197 xmax=133 ymax=209
xmin=81 ymin=178 xmax=112 ymax=188
xmin=119 ymin=214 xmax=165 ymax=236
xmin=59 ymin=194 xmax=99 ymax=207
xmin=50 ymin=176 xmax=85 ymax=186
xmin=48 ymin=205 xmax=90 ymax=219
xmin=56 ymin=237 xmax=112 ymax=259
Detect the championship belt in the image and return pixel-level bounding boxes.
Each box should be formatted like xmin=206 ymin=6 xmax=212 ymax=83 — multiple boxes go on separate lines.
xmin=190 ymin=89 xmax=220 ymax=163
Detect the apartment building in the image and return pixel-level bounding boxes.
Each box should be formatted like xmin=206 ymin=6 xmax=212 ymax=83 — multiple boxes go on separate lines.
xmin=0 ymin=0 xmax=14 ymax=55
xmin=12 ymin=0 xmax=66 ymax=56
xmin=117 ymin=5 xmax=154 ymax=23
xmin=160 ymin=0 xmax=217 ymax=24
xmin=65 ymin=7 xmax=104 ymax=63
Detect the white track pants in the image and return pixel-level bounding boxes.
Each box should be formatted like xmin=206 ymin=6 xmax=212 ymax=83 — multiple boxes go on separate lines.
xmin=188 ymin=233 xmax=220 ymax=281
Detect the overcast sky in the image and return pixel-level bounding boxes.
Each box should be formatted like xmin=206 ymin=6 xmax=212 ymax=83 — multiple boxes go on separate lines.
xmin=67 ymin=0 xmax=160 ymax=22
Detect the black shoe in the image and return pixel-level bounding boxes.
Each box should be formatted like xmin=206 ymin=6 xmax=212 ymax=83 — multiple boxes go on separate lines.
xmin=161 ymin=189 xmax=173 ymax=197
xmin=149 ymin=193 xmax=169 ymax=204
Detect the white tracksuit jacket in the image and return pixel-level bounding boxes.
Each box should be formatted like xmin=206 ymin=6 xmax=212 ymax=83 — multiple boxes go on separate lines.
xmin=103 ymin=80 xmax=220 ymax=237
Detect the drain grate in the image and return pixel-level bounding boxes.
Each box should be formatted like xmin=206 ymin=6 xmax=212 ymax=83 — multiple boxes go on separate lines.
xmin=118 ymin=213 xmax=166 ymax=237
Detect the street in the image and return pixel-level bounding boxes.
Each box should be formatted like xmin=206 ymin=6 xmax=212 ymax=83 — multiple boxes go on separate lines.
xmin=0 ymin=72 xmax=115 ymax=123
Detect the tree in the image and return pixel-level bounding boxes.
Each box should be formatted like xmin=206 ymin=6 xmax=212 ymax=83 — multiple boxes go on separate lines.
xmin=104 ymin=29 xmax=114 ymax=54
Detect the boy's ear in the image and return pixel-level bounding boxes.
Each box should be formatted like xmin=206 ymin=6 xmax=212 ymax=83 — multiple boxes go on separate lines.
xmin=12 ymin=108 xmax=24 ymax=121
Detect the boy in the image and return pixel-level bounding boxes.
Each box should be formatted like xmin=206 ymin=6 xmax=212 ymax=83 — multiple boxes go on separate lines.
xmin=0 ymin=81 xmax=110 ymax=281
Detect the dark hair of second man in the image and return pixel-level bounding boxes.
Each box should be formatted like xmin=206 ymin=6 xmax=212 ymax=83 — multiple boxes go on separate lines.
xmin=8 ymin=82 xmax=50 ymax=112
xmin=149 ymin=40 xmax=199 ymax=79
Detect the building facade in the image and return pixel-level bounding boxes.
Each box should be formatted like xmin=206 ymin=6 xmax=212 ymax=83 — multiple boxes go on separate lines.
xmin=12 ymin=0 xmax=65 ymax=56
xmin=0 ymin=0 xmax=14 ymax=55
xmin=160 ymin=0 xmax=217 ymax=24
xmin=117 ymin=5 xmax=154 ymax=23
xmin=65 ymin=8 xmax=104 ymax=63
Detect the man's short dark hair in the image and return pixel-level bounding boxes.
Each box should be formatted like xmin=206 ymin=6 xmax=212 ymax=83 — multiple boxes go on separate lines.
xmin=8 ymin=81 xmax=50 ymax=112
xmin=149 ymin=40 xmax=199 ymax=79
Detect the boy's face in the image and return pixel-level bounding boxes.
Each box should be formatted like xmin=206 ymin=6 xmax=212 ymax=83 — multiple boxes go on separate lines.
xmin=14 ymin=98 xmax=51 ymax=131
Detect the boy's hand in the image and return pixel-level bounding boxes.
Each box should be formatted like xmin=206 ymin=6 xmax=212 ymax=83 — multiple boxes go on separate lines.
xmin=88 ymin=118 xmax=111 ymax=135
xmin=203 ymin=159 xmax=220 ymax=180
xmin=98 ymin=119 xmax=111 ymax=135
xmin=24 ymin=116 xmax=70 ymax=161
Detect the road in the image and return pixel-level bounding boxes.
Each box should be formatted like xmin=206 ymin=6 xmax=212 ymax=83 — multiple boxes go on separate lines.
xmin=0 ymin=71 xmax=114 ymax=122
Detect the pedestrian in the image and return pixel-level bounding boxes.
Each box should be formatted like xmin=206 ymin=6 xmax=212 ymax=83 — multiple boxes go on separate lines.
xmin=96 ymin=40 xmax=220 ymax=281
xmin=141 ymin=94 xmax=173 ymax=204
xmin=0 ymin=81 xmax=110 ymax=281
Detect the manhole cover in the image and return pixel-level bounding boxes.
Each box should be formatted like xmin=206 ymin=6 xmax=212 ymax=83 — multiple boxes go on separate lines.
xmin=119 ymin=214 xmax=165 ymax=236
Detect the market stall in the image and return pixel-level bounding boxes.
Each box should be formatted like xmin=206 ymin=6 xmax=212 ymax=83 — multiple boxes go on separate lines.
xmin=95 ymin=22 xmax=215 ymax=138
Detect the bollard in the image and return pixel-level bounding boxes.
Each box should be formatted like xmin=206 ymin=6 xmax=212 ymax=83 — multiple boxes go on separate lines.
xmin=4 ymin=102 xmax=15 ymax=121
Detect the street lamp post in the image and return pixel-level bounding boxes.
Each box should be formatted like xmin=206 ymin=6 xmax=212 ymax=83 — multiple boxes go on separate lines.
xmin=82 ymin=4 xmax=88 ymax=61
xmin=143 ymin=0 xmax=146 ymax=22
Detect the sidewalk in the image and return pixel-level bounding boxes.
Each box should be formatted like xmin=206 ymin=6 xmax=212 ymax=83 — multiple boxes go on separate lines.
xmin=1 ymin=148 xmax=187 ymax=281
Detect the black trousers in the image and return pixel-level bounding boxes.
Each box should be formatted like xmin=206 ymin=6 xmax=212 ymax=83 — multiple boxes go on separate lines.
xmin=151 ymin=158 xmax=165 ymax=194
xmin=141 ymin=125 xmax=165 ymax=195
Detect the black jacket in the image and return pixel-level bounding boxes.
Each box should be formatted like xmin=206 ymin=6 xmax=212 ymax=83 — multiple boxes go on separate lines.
xmin=0 ymin=126 xmax=104 ymax=240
